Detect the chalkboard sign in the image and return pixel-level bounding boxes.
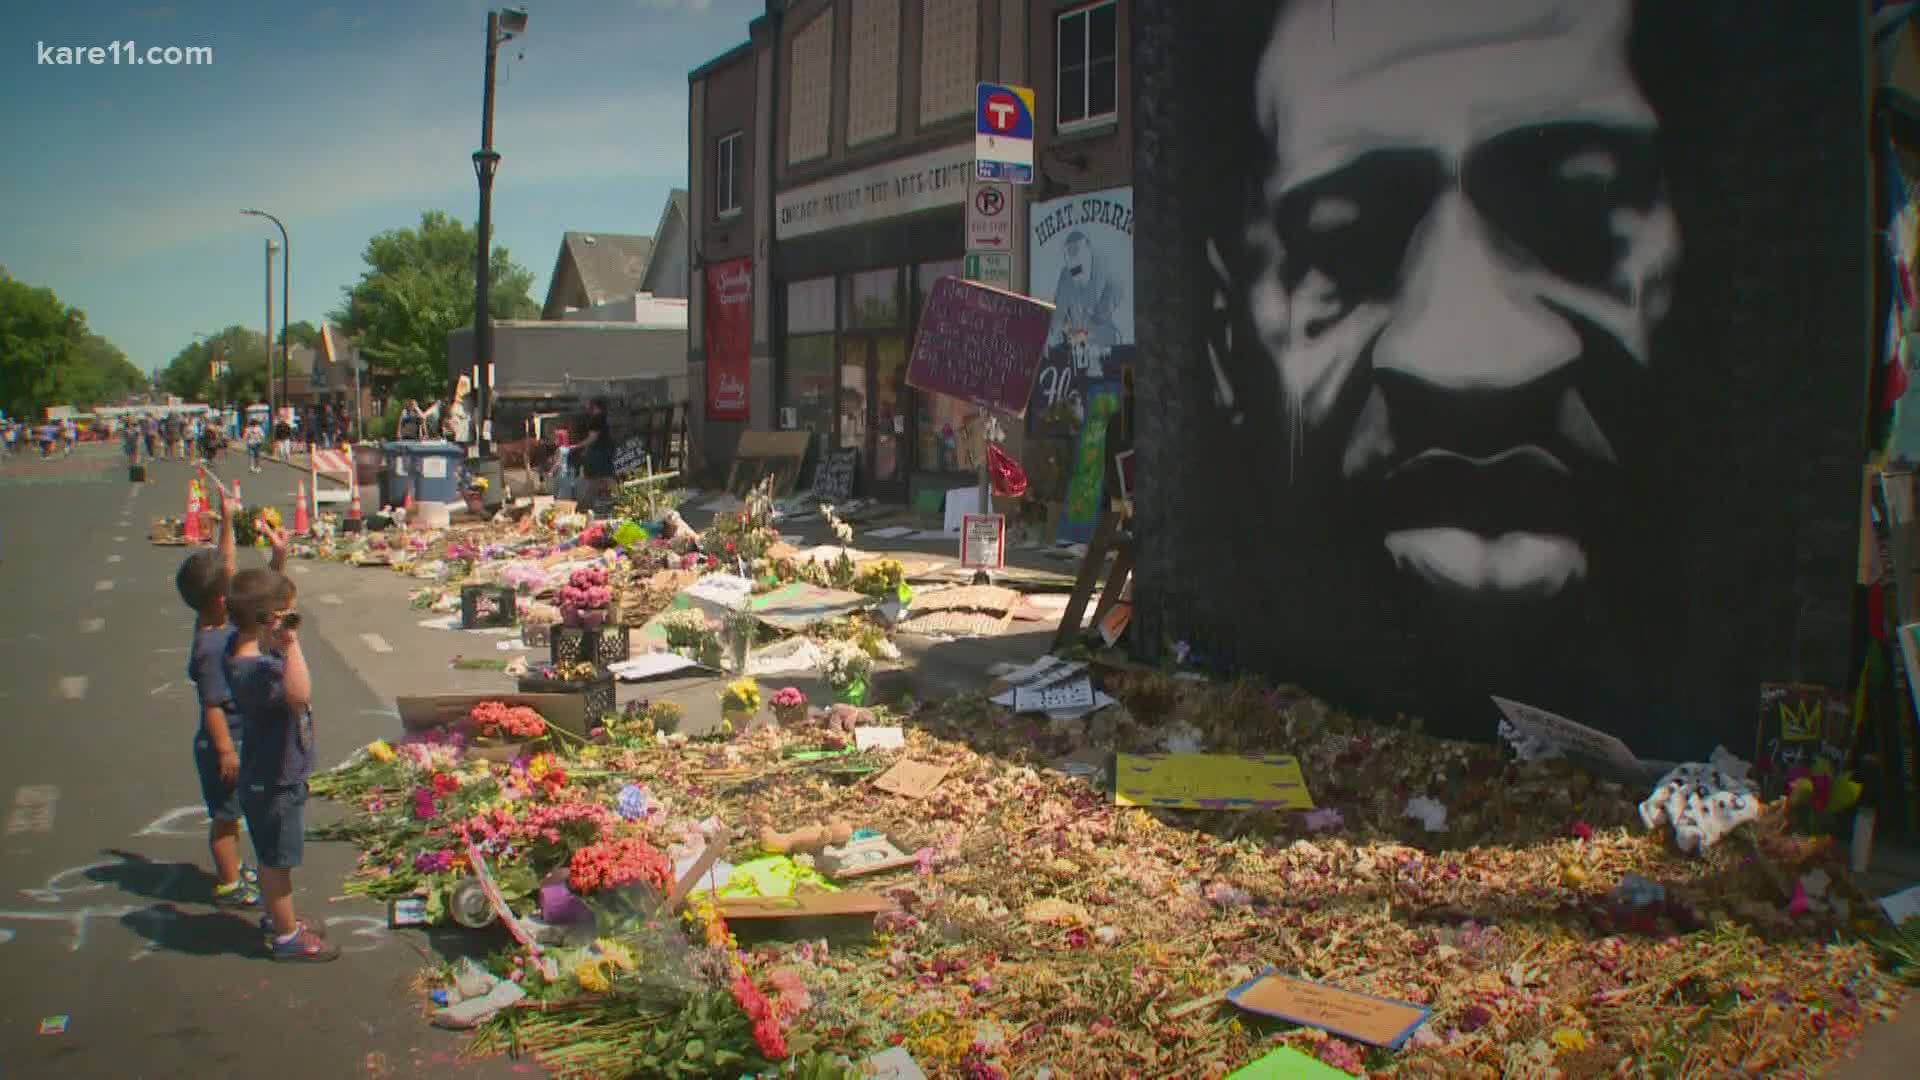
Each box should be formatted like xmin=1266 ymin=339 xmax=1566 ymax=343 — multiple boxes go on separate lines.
xmin=906 ymin=277 xmax=1051 ymax=417
xmin=613 ymin=435 xmax=651 ymax=478
xmin=813 ymin=448 xmax=857 ymax=503
xmin=1752 ymin=682 xmax=1853 ymax=799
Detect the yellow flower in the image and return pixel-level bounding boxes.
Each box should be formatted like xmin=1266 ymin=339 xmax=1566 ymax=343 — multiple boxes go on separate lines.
xmin=526 ymin=755 xmax=552 ymax=782
xmin=574 ymin=958 xmax=611 ymax=993
xmin=367 ymin=740 xmax=396 ymax=763
xmin=594 ymin=940 xmax=637 ymax=972
xmin=1552 ymin=1028 xmax=1589 ymax=1054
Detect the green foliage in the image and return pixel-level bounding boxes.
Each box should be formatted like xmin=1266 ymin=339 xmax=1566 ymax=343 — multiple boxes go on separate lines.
xmin=364 ymin=398 xmax=403 ymax=440
xmin=329 ymin=211 xmax=539 ymax=402
xmin=159 ymin=325 xmax=271 ymax=405
xmin=278 ymin=320 xmax=322 ymax=349
xmin=1876 ymin=917 xmax=1920 ymax=985
xmin=0 ymin=276 xmax=143 ymax=415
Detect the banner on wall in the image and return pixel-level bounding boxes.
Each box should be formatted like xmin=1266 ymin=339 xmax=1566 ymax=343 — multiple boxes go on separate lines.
xmin=704 ymin=258 xmax=752 ymax=422
xmin=1026 ymin=186 xmax=1135 ymax=429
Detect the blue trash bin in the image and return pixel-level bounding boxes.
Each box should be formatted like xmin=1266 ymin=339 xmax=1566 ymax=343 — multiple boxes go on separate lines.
xmin=410 ymin=442 xmax=468 ymax=505
xmin=381 ymin=441 xmax=413 ymax=507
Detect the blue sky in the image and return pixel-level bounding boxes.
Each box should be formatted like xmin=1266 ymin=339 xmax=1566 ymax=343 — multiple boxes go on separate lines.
xmin=0 ymin=0 xmax=757 ymax=376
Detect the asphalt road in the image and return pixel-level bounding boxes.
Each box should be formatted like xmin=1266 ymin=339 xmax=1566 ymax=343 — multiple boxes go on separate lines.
xmin=0 ymin=446 xmax=516 ymax=1080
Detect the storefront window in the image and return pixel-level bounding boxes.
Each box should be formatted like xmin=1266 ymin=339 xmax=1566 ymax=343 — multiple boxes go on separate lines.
xmin=913 ymin=260 xmax=976 ymax=474
xmin=783 ymin=335 xmax=835 ymax=437
xmin=788 ymin=277 xmax=836 ymax=333
xmin=843 ymin=268 xmax=904 ymax=329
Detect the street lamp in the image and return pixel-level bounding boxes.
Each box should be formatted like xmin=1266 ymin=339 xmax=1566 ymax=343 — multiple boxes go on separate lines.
xmin=241 ymin=208 xmax=290 ymax=428
xmin=472 ymin=5 xmax=528 ymax=459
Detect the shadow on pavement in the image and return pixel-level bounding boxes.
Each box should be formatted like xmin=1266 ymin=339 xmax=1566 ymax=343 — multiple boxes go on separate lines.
xmin=121 ymin=903 xmax=264 ymax=958
xmin=87 ymin=849 xmax=219 ymax=904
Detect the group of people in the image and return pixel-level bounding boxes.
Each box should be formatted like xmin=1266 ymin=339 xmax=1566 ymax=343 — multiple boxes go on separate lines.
xmin=2 ymin=419 xmax=80 ymax=458
xmin=176 ymin=468 xmax=336 ymax=960
xmin=396 ymin=398 xmax=462 ymax=442
xmin=542 ymin=396 xmax=616 ymax=507
xmin=121 ymin=413 xmax=225 ymax=465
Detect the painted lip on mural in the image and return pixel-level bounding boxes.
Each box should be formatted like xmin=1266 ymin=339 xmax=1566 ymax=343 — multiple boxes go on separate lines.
xmin=1373 ymin=447 xmax=1586 ymax=540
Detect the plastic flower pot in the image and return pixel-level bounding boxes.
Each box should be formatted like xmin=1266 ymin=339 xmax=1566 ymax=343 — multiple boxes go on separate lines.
xmin=463 ymin=491 xmax=485 ymax=514
xmin=773 ymin=703 xmax=808 ymax=727
xmin=723 ymin=705 xmax=757 ymax=731
xmin=834 ymin=679 xmax=869 ymax=706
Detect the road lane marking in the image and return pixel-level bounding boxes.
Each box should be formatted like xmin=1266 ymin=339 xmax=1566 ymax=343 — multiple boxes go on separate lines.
xmin=80 ymin=618 xmax=104 ymax=634
xmin=57 ymin=676 xmax=87 ymax=700
xmin=114 ymin=535 xmax=126 ymax=543
xmin=94 ymin=579 xmax=114 ymax=592
xmin=5 ymin=786 xmax=57 ymax=835
xmin=320 ymin=593 xmax=343 ymax=605
xmin=149 ymin=682 xmax=178 ymax=697
xmin=292 ymin=564 xmax=310 ymax=575
xmin=107 ymin=554 xmax=122 ymax=563
xmin=360 ymin=633 xmax=393 ymax=654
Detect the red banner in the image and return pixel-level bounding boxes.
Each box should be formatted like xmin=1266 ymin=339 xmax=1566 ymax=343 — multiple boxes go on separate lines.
xmin=704 ymin=258 xmax=753 ymax=422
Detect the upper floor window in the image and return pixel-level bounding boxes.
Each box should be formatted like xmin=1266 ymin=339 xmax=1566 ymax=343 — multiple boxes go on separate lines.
xmin=788 ymin=11 xmax=834 ymax=164
xmin=847 ymin=0 xmax=901 ymax=146
xmin=920 ymin=0 xmax=979 ymax=125
xmin=716 ymin=131 xmax=743 ymax=217
xmin=1057 ymin=1 xmax=1118 ymax=131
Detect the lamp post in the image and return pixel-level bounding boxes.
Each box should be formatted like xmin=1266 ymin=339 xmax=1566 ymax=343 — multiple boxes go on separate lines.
xmin=261 ymin=241 xmax=277 ymax=420
xmin=241 ymin=208 xmax=290 ymax=428
xmin=472 ymin=6 xmax=528 ymax=460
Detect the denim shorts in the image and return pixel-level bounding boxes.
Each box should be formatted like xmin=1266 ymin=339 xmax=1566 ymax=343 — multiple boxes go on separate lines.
xmin=192 ymin=733 xmax=244 ymax=824
xmin=240 ymin=781 xmax=308 ymax=870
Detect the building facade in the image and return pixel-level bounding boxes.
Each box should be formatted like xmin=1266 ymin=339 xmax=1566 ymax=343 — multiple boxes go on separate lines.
xmin=689 ymin=0 xmax=1132 ymax=506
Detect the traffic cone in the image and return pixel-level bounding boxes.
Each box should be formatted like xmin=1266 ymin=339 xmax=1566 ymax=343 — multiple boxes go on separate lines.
xmin=345 ymin=454 xmax=364 ymax=528
xmin=294 ymin=480 xmax=311 ymax=536
xmin=183 ymin=480 xmax=203 ymax=544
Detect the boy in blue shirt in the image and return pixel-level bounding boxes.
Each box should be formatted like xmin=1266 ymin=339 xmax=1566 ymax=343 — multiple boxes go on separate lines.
xmin=175 ymin=468 xmax=286 ymax=909
xmin=225 ymin=566 xmax=339 ymax=962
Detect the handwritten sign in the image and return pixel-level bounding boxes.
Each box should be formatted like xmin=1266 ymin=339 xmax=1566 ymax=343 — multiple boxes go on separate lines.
xmin=1490 ymin=696 xmax=1642 ymax=777
xmin=873 ymin=760 xmax=951 ymax=799
xmin=905 ymin=277 xmax=1051 ymax=416
xmin=1227 ymin=969 xmax=1431 ymax=1049
xmin=1114 ymin=753 xmax=1315 ymax=811
xmin=613 ymin=436 xmax=651 ymax=478
xmin=959 ymin=513 xmax=1006 ymax=569
xmin=1754 ymin=682 xmax=1855 ymax=798
xmin=813 ymin=448 xmax=857 ymax=503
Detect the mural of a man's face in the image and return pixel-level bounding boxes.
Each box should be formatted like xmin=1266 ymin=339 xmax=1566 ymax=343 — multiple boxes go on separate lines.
xmin=1237 ymin=0 xmax=1680 ymax=602
xmin=1063 ymin=233 xmax=1093 ymax=283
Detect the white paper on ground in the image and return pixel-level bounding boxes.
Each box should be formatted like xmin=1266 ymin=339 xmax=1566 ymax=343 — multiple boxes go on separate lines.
xmin=906 ymin=530 xmax=953 ymax=541
xmin=608 ymin=653 xmax=702 ymax=681
xmin=1881 ymin=884 xmax=1920 ymax=926
xmin=855 ymin=726 xmax=906 ymax=750
xmin=745 ymin=637 xmax=826 ymax=676
xmin=496 ymin=639 xmax=531 ymax=651
xmin=419 ymin=615 xmax=461 ymax=631
xmin=1492 ymin=696 xmax=1643 ymax=776
xmin=866 ymin=526 xmax=914 ymax=539
xmin=866 ymin=1048 xmax=929 ymax=1080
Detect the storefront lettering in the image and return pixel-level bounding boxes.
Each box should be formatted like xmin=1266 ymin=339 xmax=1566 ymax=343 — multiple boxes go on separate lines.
xmin=776 ymin=145 xmax=973 ymax=240
xmin=1032 ymin=197 xmax=1136 ymax=250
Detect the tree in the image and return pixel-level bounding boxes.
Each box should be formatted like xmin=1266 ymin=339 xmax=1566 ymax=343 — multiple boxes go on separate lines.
xmin=55 ymin=332 xmax=147 ymax=406
xmin=330 ymin=211 xmax=539 ymax=401
xmin=278 ymin=320 xmax=322 ymax=349
xmin=0 ymin=276 xmax=143 ymax=416
xmin=159 ymin=326 xmax=271 ymax=406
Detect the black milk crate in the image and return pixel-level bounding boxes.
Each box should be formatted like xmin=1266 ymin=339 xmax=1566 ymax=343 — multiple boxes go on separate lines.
xmin=550 ymin=624 xmax=630 ymax=667
xmin=460 ymin=585 xmax=517 ymax=629
xmin=521 ymin=621 xmax=552 ymax=648
xmin=517 ymin=671 xmax=615 ymax=723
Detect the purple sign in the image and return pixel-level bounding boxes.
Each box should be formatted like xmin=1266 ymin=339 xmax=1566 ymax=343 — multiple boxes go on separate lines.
xmin=906 ymin=277 xmax=1051 ymax=417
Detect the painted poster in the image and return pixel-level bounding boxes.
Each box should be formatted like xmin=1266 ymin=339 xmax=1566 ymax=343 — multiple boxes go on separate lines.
xmin=1059 ymin=380 xmax=1120 ymax=544
xmin=704 ymin=258 xmax=752 ymax=422
xmin=1130 ymin=0 xmax=1869 ymax=762
xmin=1026 ymin=187 xmax=1135 ymax=430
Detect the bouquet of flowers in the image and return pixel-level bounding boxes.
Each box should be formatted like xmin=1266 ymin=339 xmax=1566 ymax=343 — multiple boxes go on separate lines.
xmin=468 ymin=701 xmax=547 ymax=741
xmin=852 ymin=558 xmax=907 ymax=599
xmin=467 ymin=476 xmax=490 ymax=494
xmin=660 ymin=609 xmax=722 ymax=666
xmin=720 ymin=678 xmax=763 ymax=716
xmin=821 ymin=641 xmax=872 ymax=694
xmin=558 ymin=567 xmax=613 ymax=627
xmin=568 ymin=833 xmax=673 ymax=896
xmin=770 ymin=686 xmax=808 ymax=726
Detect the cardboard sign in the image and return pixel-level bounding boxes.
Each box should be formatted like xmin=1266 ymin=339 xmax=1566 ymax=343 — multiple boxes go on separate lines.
xmin=716 ymin=890 xmax=898 ymax=921
xmin=748 ymin=581 xmax=874 ymax=632
xmin=960 ymin=513 xmax=1006 ymax=569
xmin=1227 ymin=969 xmax=1430 ymax=1049
xmin=613 ymin=435 xmax=651 ymax=478
xmin=1114 ymin=753 xmax=1315 ymax=811
xmin=1490 ymin=696 xmax=1642 ymax=777
xmin=905 ymin=277 xmax=1051 ymax=416
xmin=872 ymin=760 xmax=951 ymax=799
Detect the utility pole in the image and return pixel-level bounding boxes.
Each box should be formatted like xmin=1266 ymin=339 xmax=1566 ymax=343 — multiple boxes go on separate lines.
xmin=265 ymin=239 xmax=277 ymax=420
xmin=472 ymin=7 xmax=526 ymax=460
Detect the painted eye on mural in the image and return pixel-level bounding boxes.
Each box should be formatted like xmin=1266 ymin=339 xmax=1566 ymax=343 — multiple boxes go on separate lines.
xmin=1464 ymin=123 xmax=1663 ymax=291
xmin=1269 ymin=149 xmax=1448 ymax=330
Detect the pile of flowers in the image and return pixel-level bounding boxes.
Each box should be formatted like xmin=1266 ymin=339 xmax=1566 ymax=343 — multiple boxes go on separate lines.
xmin=557 ymin=566 xmax=613 ymax=626
xmin=568 ymin=833 xmax=673 ymax=895
xmin=467 ymin=700 xmax=546 ymax=741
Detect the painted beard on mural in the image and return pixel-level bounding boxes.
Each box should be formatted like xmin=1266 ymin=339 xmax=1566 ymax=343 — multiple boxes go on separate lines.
xmin=1209 ymin=0 xmax=1681 ymax=612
